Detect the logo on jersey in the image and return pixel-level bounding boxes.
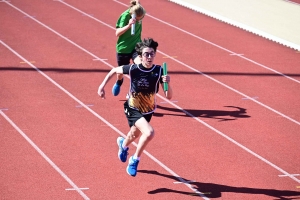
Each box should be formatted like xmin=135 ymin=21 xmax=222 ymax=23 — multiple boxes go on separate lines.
xmin=137 ymin=78 xmax=149 ymax=88
xmin=151 ymin=72 xmax=159 ymax=77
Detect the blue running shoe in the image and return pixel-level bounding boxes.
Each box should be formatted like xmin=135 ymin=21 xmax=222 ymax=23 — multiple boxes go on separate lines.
xmin=112 ymin=83 xmax=121 ymax=96
xmin=127 ymin=156 xmax=139 ymax=177
xmin=117 ymin=137 xmax=128 ymax=162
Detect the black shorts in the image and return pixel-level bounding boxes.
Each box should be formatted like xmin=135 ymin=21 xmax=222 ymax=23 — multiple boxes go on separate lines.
xmin=116 ymin=49 xmax=139 ymax=66
xmin=124 ymin=101 xmax=153 ymax=127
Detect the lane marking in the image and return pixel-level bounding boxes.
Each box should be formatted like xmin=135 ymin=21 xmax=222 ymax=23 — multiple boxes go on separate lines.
xmin=93 ymin=58 xmax=108 ymax=61
xmin=82 ymin=14 xmax=93 ymax=17
xmin=0 ymin=110 xmax=90 ymax=200
xmin=189 ymin=192 xmax=211 ymax=196
xmin=20 ymin=61 xmax=35 ymax=64
xmin=24 ymin=15 xmax=35 ymax=18
xmin=242 ymin=96 xmax=259 ymax=100
xmin=230 ymin=53 xmax=244 ymax=56
xmin=66 ymin=188 xmax=89 ymax=191
xmin=279 ymin=174 xmax=300 ymax=177
xmin=76 ymin=104 xmax=93 ymax=108
xmin=160 ymin=100 xmax=178 ymax=104
xmin=50 ymin=0 xmax=300 ymax=126
xmin=174 ymin=180 xmax=195 ymax=184
xmin=101 ymin=124 xmax=120 ymax=126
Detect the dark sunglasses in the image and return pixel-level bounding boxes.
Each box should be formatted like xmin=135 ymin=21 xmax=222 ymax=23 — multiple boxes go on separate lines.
xmin=142 ymin=52 xmax=156 ymax=58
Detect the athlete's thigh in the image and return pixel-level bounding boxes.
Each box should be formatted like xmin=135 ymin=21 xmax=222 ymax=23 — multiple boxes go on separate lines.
xmin=135 ymin=117 xmax=154 ymax=136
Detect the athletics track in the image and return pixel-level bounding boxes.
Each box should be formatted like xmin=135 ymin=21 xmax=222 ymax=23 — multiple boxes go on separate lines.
xmin=0 ymin=0 xmax=300 ymax=199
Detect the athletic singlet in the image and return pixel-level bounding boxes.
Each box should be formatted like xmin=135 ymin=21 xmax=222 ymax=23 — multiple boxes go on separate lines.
xmin=122 ymin=63 xmax=163 ymax=114
xmin=116 ymin=9 xmax=142 ymax=53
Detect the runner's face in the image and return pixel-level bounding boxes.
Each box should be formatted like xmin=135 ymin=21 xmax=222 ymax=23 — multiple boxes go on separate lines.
xmin=141 ymin=47 xmax=155 ymax=68
xmin=136 ymin=15 xmax=144 ymax=22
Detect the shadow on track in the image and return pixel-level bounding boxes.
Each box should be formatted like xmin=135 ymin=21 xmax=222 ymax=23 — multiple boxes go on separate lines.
xmin=139 ymin=170 xmax=300 ymax=199
xmin=154 ymin=105 xmax=250 ymax=121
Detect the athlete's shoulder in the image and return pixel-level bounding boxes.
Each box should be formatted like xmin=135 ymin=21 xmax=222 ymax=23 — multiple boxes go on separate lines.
xmin=116 ymin=9 xmax=130 ymax=27
xmin=153 ymin=64 xmax=162 ymax=71
xmin=119 ymin=9 xmax=130 ymax=18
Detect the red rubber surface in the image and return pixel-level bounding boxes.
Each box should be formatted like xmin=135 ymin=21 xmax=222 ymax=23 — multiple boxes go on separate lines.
xmin=1 ymin=0 xmax=300 ymax=199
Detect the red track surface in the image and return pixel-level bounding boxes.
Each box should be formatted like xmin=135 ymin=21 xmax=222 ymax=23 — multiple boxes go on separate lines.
xmin=1 ymin=0 xmax=300 ymax=199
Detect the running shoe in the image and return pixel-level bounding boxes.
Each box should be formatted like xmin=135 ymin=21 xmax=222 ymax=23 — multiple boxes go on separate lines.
xmin=127 ymin=156 xmax=139 ymax=177
xmin=117 ymin=137 xmax=128 ymax=162
xmin=112 ymin=83 xmax=121 ymax=96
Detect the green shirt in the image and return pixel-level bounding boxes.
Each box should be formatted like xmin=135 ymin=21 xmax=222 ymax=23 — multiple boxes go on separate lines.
xmin=116 ymin=9 xmax=142 ymax=53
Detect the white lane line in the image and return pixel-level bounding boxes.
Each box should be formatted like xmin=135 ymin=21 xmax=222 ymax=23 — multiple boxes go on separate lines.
xmin=66 ymin=188 xmax=89 ymax=191
xmin=160 ymin=100 xmax=178 ymax=104
xmin=2 ymin=1 xmax=300 ymax=191
xmin=54 ymin=0 xmax=300 ymax=126
xmin=76 ymin=104 xmax=93 ymax=108
xmin=0 ymin=41 xmax=208 ymax=199
xmin=93 ymin=58 xmax=108 ymax=61
xmin=230 ymin=53 xmax=244 ymax=56
xmin=0 ymin=110 xmax=90 ymax=200
xmin=24 ymin=15 xmax=35 ymax=18
xmin=174 ymin=180 xmax=195 ymax=184
xmin=242 ymin=97 xmax=259 ymax=100
xmin=279 ymin=174 xmax=300 ymax=177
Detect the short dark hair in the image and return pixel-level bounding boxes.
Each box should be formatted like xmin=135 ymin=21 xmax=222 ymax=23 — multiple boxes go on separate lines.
xmin=135 ymin=38 xmax=159 ymax=55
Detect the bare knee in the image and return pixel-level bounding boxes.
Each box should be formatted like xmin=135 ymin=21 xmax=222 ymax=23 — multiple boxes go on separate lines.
xmin=144 ymin=128 xmax=155 ymax=141
xmin=127 ymin=126 xmax=140 ymax=140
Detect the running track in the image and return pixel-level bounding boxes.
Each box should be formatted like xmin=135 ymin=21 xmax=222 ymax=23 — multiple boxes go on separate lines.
xmin=0 ymin=0 xmax=300 ymax=199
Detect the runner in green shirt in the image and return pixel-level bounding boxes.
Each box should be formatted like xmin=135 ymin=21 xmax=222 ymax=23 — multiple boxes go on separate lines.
xmin=112 ymin=0 xmax=146 ymax=97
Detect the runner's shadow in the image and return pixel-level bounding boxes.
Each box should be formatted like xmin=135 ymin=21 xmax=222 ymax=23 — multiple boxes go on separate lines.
xmin=154 ymin=105 xmax=250 ymax=121
xmin=138 ymin=170 xmax=300 ymax=199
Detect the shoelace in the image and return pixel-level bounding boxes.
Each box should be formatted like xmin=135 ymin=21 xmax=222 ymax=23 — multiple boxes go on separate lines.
xmin=130 ymin=158 xmax=139 ymax=166
xmin=121 ymin=148 xmax=129 ymax=157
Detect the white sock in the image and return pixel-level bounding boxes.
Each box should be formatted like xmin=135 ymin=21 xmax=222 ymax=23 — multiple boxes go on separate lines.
xmin=133 ymin=155 xmax=140 ymax=160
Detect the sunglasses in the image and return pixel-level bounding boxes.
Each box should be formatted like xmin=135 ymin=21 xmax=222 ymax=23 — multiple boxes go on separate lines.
xmin=142 ymin=52 xmax=156 ymax=58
